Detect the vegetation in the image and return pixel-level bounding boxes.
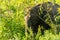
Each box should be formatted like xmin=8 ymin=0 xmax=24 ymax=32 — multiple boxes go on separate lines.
xmin=0 ymin=0 xmax=60 ymax=40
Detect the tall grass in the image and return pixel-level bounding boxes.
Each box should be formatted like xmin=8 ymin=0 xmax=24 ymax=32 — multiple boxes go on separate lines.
xmin=0 ymin=0 xmax=60 ymax=40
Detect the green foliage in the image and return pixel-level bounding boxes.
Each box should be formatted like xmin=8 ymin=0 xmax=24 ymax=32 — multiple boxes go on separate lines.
xmin=0 ymin=0 xmax=60 ymax=40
